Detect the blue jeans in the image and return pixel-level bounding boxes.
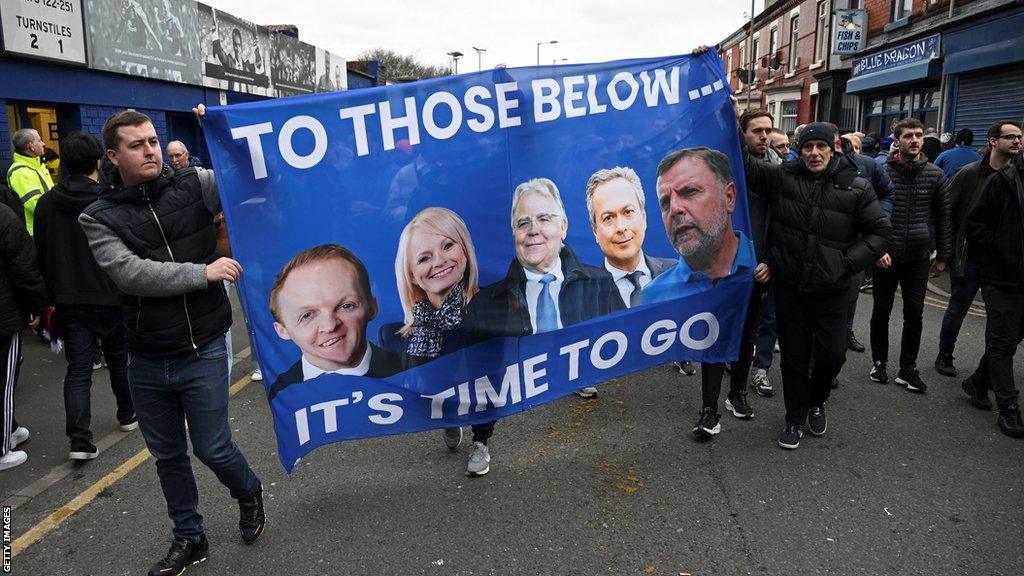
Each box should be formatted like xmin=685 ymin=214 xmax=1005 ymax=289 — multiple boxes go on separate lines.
xmin=752 ymin=285 xmax=777 ymax=370
xmin=938 ymin=263 xmax=983 ymax=355
xmin=58 ymin=305 xmax=133 ymax=443
xmin=128 ymin=336 xmax=260 ymax=541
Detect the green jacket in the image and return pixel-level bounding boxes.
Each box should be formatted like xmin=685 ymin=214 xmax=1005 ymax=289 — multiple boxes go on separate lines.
xmin=6 ymin=152 xmax=54 ymax=236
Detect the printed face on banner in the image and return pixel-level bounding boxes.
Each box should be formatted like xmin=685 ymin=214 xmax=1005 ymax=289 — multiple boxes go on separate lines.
xmin=202 ymin=53 xmax=754 ymax=470
xmin=657 ymin=155 xmax=736 ymax=272
xmin=272 ymin=256 xmax=377 ymax=372
xmin=408 ymin=230 xmax=468 ymax=308
xmin=512 ymin=190 xmax=568 ymax=274
xmin=590 ymin=176 xmax=647 ymax=271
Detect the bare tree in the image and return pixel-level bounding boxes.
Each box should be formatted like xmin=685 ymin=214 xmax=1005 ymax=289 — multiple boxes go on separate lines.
xmin=355 ymin=48 xmax=452 ymax=82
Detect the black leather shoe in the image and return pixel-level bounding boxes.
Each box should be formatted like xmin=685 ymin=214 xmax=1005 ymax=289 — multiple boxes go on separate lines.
xmin=846 ymin=331 xmax=865 ymax=353
xmin=148 ymin=535 xmax=208 ymax=576
xmin=238 ymin=486 xmax=266 ymax=544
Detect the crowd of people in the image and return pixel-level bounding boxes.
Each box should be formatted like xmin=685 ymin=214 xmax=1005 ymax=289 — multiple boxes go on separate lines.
xmin=718 ymin=102 xmax=1023 ymax=448
xmin=0 ymin=89 xmax=1021 ymax=575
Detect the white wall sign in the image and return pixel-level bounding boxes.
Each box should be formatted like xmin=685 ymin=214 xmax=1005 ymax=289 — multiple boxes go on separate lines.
xmin=0 ymin=0 xmax=86 ymax=64
xmin=833 ymin=9 xmax=866 ymax=55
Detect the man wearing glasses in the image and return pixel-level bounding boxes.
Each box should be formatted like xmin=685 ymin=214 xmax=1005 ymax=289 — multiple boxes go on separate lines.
xmin=166 ymin=141 xmax=200 ymax=172
xmin=770 ymin=129 xmax=791 ymax=159
xmin=463 ymin=177 xmax=623 ymax=379
xmin=961 ymin=120 xmax=1024 ymax=439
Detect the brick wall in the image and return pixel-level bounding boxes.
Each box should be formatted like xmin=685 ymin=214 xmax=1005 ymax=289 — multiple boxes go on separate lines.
xmin=865 ymin=0 xmax=984 ymax=38
xmin=0 ymin=99 xmax=11 ymax=173
xmin=78 ymin=105 xmax=169 ymax=145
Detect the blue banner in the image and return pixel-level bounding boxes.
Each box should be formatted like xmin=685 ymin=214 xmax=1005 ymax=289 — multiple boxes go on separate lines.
xmin=201 ymin=52 xmax=754 ymax=471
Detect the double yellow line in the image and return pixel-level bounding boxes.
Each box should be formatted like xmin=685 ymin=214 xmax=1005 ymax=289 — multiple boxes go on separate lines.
xmin=12 ymin=372 xmax=256 ymax=557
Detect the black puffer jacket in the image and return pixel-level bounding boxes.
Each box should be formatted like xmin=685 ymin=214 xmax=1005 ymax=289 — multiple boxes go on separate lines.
xmin=745 ymin=153 xmax=892 ymax=293
xmin=883 ymin=156 xmax=951 ymax=263
xmin=965 ymin=160 xmax=1024 ymax=288
xmin=0 ymin=203 xmax=46 ymax=337
xmin=82 ymin=167 xmax=231 ymax=356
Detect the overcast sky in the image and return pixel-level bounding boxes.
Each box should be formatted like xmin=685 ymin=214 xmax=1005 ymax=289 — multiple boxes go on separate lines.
xmin=204 ymin=0 xmax=756 ymax=70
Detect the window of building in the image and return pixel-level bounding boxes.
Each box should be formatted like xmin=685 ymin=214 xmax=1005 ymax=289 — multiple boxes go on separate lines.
xmin=789 ymin=15 xmax=799 ymax=70
xmin=780 ymin=100 xmax=799 ymax=134
xmin=738 ymin=44 xmax=746 ymax=84
xmin=848 ymin=0 xmax=862 ymax=8
xmin=815 ymin=1 xmax=829 ymax=62
xmin=751 ymin=37 xmax=759 ymax=82
xmin=915 ymin=87 xmax=940 ymax=130
xmin=862 ymin=94 xmax=909 ymax=137
xmin=892 ymin=0 xmax=913 ymax=21
xmin=769 ymin=26 xmax=779 ymax=77
xmin=840 ymin=92 xmax=859 ymax=131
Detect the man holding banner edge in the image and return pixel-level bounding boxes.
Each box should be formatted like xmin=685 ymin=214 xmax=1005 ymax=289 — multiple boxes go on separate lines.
xmin=739 ymin=113 xmax=892 ymax=449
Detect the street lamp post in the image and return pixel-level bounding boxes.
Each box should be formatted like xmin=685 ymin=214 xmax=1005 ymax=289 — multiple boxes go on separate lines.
xmin=536 ymin=40 xmax=558 ymax=66
xmin=472 ymin=46 xmax=487 ymax=71
xmin=447 ymin=51 xmax=463 ymax=74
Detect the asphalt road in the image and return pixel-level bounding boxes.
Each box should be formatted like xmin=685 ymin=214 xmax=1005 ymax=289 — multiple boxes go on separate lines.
xmin=3 ymin=285 xmax=1022 ymax=576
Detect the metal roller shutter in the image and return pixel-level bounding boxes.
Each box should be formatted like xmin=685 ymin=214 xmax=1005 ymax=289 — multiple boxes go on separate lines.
xmin=951 ymin=63 xmax=1024 ymax=140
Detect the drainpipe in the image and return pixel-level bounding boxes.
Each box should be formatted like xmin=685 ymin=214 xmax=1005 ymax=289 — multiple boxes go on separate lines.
xmin=949 ymin=0 xmax=955 ymax=19
xmin=747 ymin=0 xmax=755 ymax=110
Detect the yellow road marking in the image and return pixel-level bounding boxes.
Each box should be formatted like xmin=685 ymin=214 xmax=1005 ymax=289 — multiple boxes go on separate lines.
xmin=12 ymin=449 xmax=151 ymax=556
xmin=12 ymin=370 xmax=256 ymax=558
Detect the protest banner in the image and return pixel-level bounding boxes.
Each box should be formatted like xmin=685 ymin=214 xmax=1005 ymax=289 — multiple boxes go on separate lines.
xmin=201 ymin=52 xmax=752 ymax=471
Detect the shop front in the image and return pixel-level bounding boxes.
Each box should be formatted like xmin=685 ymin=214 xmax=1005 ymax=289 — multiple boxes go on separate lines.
xmin=942 ymin=8 xmax=1024 ymax=141
xmin=846 ymin=34 xmax=942 ymax=137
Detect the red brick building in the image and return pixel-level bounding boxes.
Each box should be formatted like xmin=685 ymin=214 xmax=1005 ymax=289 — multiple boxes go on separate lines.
xmin=719 ymin=0 xmax=1024 ymax=139
xmin=720 ymin=0 xmax=848 ymax=133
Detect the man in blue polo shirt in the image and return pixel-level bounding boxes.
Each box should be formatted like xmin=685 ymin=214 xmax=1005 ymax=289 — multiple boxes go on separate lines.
xmin=641 ymin=147 xmax=759 ymax=439
xmin=642 ymin=146 xmax=755 ymax=306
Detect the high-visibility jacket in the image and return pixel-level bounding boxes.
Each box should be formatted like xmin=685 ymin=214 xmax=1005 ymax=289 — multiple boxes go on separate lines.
xmin=6 ymin=152 xmax=54 ymax=236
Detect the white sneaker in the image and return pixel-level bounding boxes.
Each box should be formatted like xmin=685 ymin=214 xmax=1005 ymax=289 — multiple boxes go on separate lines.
xmin=575 ymin=386 xmax=599 ymax=398
xmin=10 ymin=426 xmax=29 ymax=449
xmin=250 ymin=369 xmax=263 ymax=382
xmin=0 ymin=450 xmax=28 ymax=471
xmin=466 ymin=442 xmax=490 ymax=477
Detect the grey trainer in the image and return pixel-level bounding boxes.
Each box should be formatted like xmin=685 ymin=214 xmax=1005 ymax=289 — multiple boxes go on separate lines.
xmin=466 ymin=441 xmax=490 ymax=477
xmin=443 ymin=427 xmax=463 ymax=450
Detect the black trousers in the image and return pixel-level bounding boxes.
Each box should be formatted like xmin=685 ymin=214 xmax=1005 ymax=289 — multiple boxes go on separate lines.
xmin=700 ymin=280 xmax=769 ymax=411
xmin=970 ymin=284 xmax=1024 ymax=409
xmin=57 ymin=305 xmax=134 ymax=443
xmin=870 ymin=258 xmax=930 ymax=370
xmin=471 ymin=421 xmax=495 ymax=444
xmin=774 ymin=282 xmax=849 ymax=426
xmin=1 ymin=332 xmax=22 ymax=457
